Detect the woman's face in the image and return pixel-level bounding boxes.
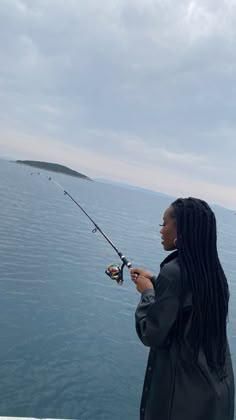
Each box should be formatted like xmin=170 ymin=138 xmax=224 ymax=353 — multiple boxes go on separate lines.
xmin=160 ymin=206 xmax=177 ymax=251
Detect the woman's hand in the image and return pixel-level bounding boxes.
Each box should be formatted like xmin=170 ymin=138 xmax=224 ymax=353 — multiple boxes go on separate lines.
xmin=130 ymin=268 xmax=154 ymax=293
xmin=130 ymin=268 xmax=153 ymax=281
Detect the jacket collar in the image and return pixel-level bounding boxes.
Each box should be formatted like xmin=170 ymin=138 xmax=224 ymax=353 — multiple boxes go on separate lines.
xmin=160 ymin=250 xmax=178 ymax=269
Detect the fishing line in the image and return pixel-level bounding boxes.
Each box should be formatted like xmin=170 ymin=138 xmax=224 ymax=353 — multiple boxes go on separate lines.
xmin=31 ymin=172 xmax=132 ymax=285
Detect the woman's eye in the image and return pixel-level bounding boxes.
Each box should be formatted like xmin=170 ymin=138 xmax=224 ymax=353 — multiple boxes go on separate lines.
xmin=159 ymin=223 xmax=165 ymax=227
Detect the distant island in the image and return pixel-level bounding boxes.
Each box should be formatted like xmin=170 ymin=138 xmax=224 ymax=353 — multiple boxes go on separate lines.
xmin=15 ymin=160 xmax=93 ymax=181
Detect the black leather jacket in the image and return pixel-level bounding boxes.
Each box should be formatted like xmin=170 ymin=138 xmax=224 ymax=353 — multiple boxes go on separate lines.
xmin=135 ymin=251 xmax=235 ymax=420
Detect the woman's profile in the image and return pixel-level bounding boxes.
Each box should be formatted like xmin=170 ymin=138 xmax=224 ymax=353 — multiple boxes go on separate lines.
xmin=131 ymin=197 xmax=235 ymax=420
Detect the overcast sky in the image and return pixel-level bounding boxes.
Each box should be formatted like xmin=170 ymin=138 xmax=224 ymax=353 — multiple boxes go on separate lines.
xmin=1 ymin=0 xmax=236 ymax=209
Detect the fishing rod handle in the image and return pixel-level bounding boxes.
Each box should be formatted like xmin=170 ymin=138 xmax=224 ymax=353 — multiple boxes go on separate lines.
xmin=118 ymin=252 xmax=132 ymax=269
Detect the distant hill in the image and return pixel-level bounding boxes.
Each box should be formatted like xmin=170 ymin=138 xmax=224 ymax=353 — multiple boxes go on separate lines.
xmin=15 ymin=160 xmax=93 ymax=181
xmin=96 ymin=178 xmax=174 ymax=199
xmin=96 ymin=179 xmax=236 ymax=212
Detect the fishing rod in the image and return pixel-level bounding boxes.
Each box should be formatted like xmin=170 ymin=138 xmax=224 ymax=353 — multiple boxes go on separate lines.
xmin=31 ymin=172 xmax=132 ymax=285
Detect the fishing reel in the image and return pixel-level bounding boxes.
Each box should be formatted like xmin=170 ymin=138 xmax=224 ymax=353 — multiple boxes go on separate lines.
xmin=105 ymin=262 xmax=126 ymax=285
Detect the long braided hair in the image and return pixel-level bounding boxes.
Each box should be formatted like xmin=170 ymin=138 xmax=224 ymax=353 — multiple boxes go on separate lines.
xmin=171 ymin=197 xmax=229 ymax=374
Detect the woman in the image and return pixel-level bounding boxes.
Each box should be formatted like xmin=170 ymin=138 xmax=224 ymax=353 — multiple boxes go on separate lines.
xmin=130 ymin=197 xmax=234 ymax=420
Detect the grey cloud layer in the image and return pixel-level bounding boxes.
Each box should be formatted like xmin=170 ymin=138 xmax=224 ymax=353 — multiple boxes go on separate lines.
xmin=1 ymin=0 xmax=236 ymax=195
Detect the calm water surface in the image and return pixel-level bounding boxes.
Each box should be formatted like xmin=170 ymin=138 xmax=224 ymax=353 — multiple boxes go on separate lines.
xmin=0 ymin=160 xmax=235 ymax=419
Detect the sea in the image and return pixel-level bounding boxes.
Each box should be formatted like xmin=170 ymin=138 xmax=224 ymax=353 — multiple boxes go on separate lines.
xmin=0 ymin=159 xmax=235 ymax=420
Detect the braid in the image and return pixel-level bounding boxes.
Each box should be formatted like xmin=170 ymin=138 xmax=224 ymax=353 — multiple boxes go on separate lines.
xmin=171 ymin=197 xmax=229 ymax=375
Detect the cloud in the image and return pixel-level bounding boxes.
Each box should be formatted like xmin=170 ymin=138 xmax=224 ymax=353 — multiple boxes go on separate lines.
xmin=0 ymin=0 xmax=236 ymax=208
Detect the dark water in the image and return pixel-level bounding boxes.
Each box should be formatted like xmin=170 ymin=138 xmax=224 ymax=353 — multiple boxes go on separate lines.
xmin=0 ymin=160 xmax=235 ymax=419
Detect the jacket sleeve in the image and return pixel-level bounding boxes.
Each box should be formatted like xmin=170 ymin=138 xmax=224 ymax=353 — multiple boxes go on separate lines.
xmin=135 ymin=272 xmax=180 ymax=348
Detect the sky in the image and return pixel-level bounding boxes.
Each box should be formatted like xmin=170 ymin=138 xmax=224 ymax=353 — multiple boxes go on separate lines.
xmin=0 ymin=0 xmax=236 ymax=209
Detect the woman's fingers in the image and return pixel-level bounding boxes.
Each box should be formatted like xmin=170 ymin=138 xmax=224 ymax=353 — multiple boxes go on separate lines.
xmin=130 ymin=270 xmax=138 ymax=283
xmin=130 ymin=268 xmax=153 ymax=281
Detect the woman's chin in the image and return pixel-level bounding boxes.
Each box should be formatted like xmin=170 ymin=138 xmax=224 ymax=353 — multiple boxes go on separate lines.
xmin=162 ymin=243 xmax=175 ymax=251
xmin=162 ymin=242 xmax=168 ymax=251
